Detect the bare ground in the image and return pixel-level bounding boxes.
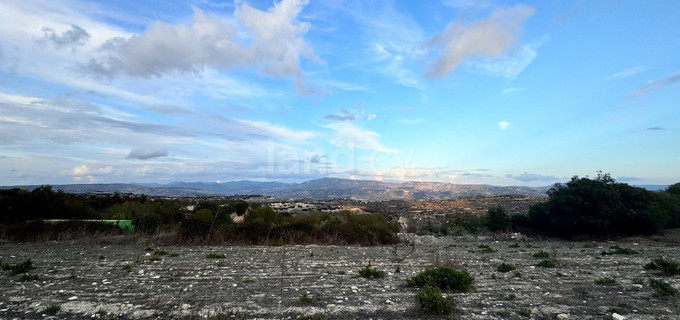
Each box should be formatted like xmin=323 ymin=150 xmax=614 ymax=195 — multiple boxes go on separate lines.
xmin=1 ymin=235 xmax=679 ymax=320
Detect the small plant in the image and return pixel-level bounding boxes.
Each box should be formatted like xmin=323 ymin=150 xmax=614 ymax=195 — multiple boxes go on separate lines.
xmin=408 ymin=266 xmax=474 ymax=292
xmin=532 ymin=251 xmax=550 ymax=258
xmin=601 ymin=246 xmax=638 ymax=255
xmin=518 ymin=308 xmax=531 ymax=317
xmin=509 ymin=243 xmax=520 ymax=248
xmin=8 ymin=259 xmax=34 ymax=275
xmin=415 ymin=285 xmax=454 ymax=315
xmin=395 ymin=266 xmax=401 ymax=273
xmin=649 ymin=279 xmax=677 ymax=297
xmin=99 ymin=255 xmax=105 ymax=260
xmin=295 ymin=313 xmax=326 ymax=320
xmin=337 ymin=270 xmax=346 ymax=275
xmin=514 ymin=271 xmax=522 ymax=278
xmin=595 ymin=277 xmax=616 ymax=285
xmin=299 ymin=293 xmax=315 ymax=303
xmin=644 ymin=257 xmax=680 ymax=276
xmin=20 ymin=273 xmax=39 ymax=282
xmin=537 ymin=259 xmax=556 ymax=268
xmin=149 ymin=255 xmax=162 ymax=262
xmin=123 ymin=264 xmax=132 ymax=273
xmin=507 ymin=293 xmax=517 ymax=300
xmin=478 ymin=244 xmax=496 ymax=253
xmin=154 ymin=250 xmax=168 ymax=256
xmin=243 ymin=278 xmax=254 ymax=284
xmin=206 ymin=253 xmax=226 ymax=259
xmin=497 ymin=263 xmax=516 ymax=273
xmin=169 ymin=252 xmax=180 ymax=257
xmin=359 ymin=264 xmax=385 ymax=278
xmin=43 ymin=304 xmax=61 ymax=316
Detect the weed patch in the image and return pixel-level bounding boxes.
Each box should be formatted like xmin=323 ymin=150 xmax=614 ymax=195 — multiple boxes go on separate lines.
xmin=649 ymin=278 xmax=677 ymax=297
xmin=43 ymin=304 xmax=60 ymax=316
xmin=644 ymin=257 xmax=680 ymax=276
xmin=537 ymin=259 xmax=556 ymax=268
xmin=415 ymin=285 xmax=454 ymax=315
xmin=359 ymin=264 xmax=385 ymax=279
xmin=408 ymin=266 xmax=474 ymax=292
xmin=20 ymin=273 xmax=39 ymax=282
xmin=206 ymin=253 xmax=226 ymax=259
xmin=601 ymin=246 xmax=638 ymax=255
xmin=497 ymin=263 xmax=516 ymax=273
xmin=532 ymin=251 xmax=550 ymax=258
xmin=595 ymin=277 xmax=616 ymax=285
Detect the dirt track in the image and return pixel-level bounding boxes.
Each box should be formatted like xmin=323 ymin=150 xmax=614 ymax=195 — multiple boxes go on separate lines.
xmin=1 ymin=235 xmax=679 ymax=319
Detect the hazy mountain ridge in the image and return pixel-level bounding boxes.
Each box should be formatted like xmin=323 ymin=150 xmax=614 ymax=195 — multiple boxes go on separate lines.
xmin=3 ymin=178 xmax=551 ymax=201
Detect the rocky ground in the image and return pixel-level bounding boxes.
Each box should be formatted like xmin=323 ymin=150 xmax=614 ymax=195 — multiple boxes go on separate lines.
xmin=1 ymin=234 xmax=679 ymax=320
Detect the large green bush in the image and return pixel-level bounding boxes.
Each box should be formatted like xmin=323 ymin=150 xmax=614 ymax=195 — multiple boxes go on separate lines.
xmin=515 ymin=173 xmax=680 ymax=239
xmin=407 ymin=266 xmax=474 ymax=292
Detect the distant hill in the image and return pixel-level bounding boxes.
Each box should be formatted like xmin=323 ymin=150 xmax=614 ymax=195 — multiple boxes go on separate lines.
xmin=3 ymin=178 xmax=550 ymax=201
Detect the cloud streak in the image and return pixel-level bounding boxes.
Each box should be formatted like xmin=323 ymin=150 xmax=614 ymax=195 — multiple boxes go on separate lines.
xmin=127 ymin=147 xmax=169 ymax=160
xmin=627 ymin=71 xmax=680 ymax=97
xmin=424 ymin=4 xmax=535 ymax=79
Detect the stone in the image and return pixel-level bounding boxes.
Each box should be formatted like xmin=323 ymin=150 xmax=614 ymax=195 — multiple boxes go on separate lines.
xmin=557 ymin=314 xmax=569 ymax=319
xmin=612 ymin=313 xmax=626 ymax=320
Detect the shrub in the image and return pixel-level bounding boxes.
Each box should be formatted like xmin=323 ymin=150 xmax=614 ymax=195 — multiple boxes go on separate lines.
xmin=8 ymin=259 xmax=34 ymax=275
xmin=537 ymin=260 xmax=556 ymax=268
xmin=507 ymin=293 xmax=517 ymax=300
xmin=299 ymin=293 xmax=315 ymax=303
xmin=532 ymin=250 xmax=550 ymax=258
xmin=359 ymin=264 xmax=385 ymax=279
xmin=601 ymin=246 xmax=638 ymax=255
xmin=415 ymin=285 xmax=453 ymax=315
xmin=644 ymin=257 xmax=680 ymax=276
xmin=20 ymin=273 xmax=39 ymax=282
xmin=478 ymin=244 xmax=496 ymax=253
xmin=408 ymin=266 xmax=474 ymax=292
xmin=519 ymin=308 xmax=532 ymax=317
xmin=43 ymin=304 xmax=61 ymax=316
xmin=497 ymin=263 xmax=516 ymax=273
xmin=122 ymin=264 xmax=132 ymax=272
xmin=595 ymin=277 xmax=616 ymax=285
xmin=206 ymin=253 xmax=226 ymax=259
xmin=649 ymin=279 xmax=677 ymax=297
xmin=295 ymin=313 xmax=326 ymax=320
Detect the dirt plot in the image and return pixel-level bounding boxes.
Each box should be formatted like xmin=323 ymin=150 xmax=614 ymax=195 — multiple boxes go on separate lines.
xmin=1 ymin=236 xmax=679 ymax=319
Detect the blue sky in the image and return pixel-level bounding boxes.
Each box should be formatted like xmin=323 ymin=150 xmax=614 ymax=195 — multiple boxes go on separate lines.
xmin=1 ymin=0 xmax=679 ymax=186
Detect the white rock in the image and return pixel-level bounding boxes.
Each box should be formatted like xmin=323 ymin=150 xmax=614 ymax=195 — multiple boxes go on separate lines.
xmin=68 ymin=296 xmax=78 ymax=300
xmin=612 ymin=313 xmax=626 ymax=320
xmin=557 ymin=314 xmax=569 ymax=319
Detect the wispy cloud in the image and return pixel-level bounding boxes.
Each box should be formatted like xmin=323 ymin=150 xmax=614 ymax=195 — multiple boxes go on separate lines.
xmin=38 ymin=24 xmax=90 ymax=49
xmin=627 ymin=71 xmax=680 ymax=97
xmin=646 ymin=127 xmax=665 ymax=131
xmin=606 ymin=66 xmax=645 ymax=80
xmin=396 ymin=118 xmax=423 ymax=125
xmin=324 ymin=122 xmax=396 ymax=153
xmin=506 ymin=172 xmax=557 ymax=182
xmin=127 ymin=147 xmax=169 ymax=160
xmin=424 ymin=4 xmax=535 ymax=79
xmin=502 ymin=87 xmax=521 ymax=94
xmin=498 ymin=121 xmax=510 ymax=130
xmin=325 ymin=108 xmax=356 ymax=121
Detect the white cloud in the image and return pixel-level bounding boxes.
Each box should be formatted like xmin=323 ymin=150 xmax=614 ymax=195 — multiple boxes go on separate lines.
xmin=324 ymin=122 xmax=396 ymax=153
xmin=84 ymin=1 xmax=320 ymax=95
xmin=498 ymin=121 xmax=510 ymax=130
xmin=466 ymin=38 xmax=543 ymax=79
xmin=606 ymin=66 xmax=646 ymax=80
xmin=424 ymin=4 xmax=535 ymax=79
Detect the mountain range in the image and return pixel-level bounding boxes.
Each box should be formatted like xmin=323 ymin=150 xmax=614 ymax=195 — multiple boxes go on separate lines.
xmin=4 ymin=178 xmax=554 ymax=201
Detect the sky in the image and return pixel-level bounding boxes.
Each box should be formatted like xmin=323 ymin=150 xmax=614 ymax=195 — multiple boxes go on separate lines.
xmin=1 ymin=0 xmax=679 ymax=187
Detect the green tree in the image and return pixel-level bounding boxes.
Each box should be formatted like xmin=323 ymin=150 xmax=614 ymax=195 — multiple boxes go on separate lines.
xmin=486 ymin=206 xmax=511 ymax=232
